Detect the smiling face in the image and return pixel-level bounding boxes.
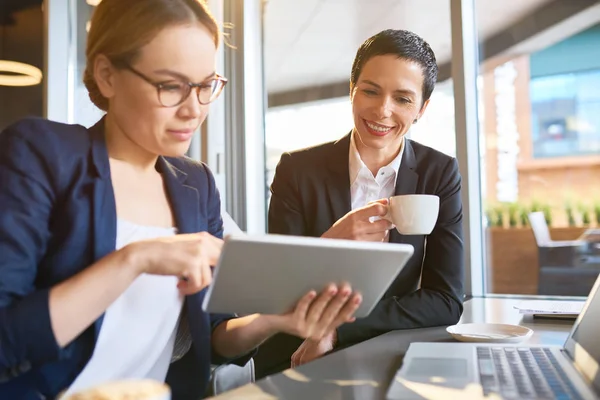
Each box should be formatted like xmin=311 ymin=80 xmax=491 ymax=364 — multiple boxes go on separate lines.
xmin=350 ymin=55 xmax=430 ymax=154
xmin=96 ymin=23 xmax=218 ymax=157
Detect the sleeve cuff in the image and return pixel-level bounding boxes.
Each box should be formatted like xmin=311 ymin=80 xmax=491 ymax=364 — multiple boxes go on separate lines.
xmin=209 ymin=313 xmax=258 ymax=366
xmin=334 ymin=326 xmax=348 ymax=348
xmin=334 ymin=322 xmax=366 ymax=349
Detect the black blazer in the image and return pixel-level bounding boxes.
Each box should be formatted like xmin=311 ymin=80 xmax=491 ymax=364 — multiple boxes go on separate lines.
xmin=268 ymin=133 xmax=465 ymax=347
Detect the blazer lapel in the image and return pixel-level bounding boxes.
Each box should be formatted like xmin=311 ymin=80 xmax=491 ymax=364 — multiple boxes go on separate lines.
xmin=157 ymin=158 xmax=209 ymax=362
xmin=89 ymin=119 xmax=117 ymax=337
xmin=89 ymin=119 xmax=117 ymax=262
xmin=390 ymin=139 xmax=420 ymax=244
xmin=89 ymin=127 xmax=201 ymax=257
xmin=157 ymin=158 xmax=200 ymax=234
xmin=394 ymin=139 xmax=418 ymax=196
xmin=324 ymin=133 xmax=352 ymax=223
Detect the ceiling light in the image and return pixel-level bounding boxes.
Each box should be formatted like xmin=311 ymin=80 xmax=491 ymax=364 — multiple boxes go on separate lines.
xmin=0 ymin=60 xmax=43 ymax=87
xmin=86 ymin=0 xmax=102 ymax=5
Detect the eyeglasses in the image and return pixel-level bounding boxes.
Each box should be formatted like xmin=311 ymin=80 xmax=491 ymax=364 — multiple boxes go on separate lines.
xmin=124 ymin=65 xmax=228 ymax=107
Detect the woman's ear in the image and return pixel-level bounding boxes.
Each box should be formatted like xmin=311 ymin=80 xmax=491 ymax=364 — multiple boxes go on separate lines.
xmin=94 ymin=54 xmax=117 ymax=101
xmin=415 ymin=98 xmax=431 ymax=121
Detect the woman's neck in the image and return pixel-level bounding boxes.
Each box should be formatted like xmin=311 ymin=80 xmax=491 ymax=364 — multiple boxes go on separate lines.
xmin=104 ymin=113 xmax=159 ymax=174
xmin=353 ymin=130 xmax=403 ymax=176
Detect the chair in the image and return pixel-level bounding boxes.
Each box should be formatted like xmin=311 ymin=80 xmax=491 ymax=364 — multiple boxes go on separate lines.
xmin=207 ymin=359 xmax=255 ymax=396
xmin=528 ymin=212 xmax=600 ymax=296
xmin=528 ymin=212 xmax=584 ymax=248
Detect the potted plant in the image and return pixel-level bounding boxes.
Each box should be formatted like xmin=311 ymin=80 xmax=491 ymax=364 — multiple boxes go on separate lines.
xmin=565 ymin=202 xmax=576 ymax=227
xmin=484 ymin=204 xmax=495 ymax=228
xmin=530 ymin=199 xmax=542 ymax=213
xmin=542 ymin=204 xmax=552 ymax=227
xmin=519 ymin=204 xmax=530 ymax=227
xmin=507 ymin=202 xmax=519 ymax=228
xmin=579 ymin=203 xmax=591 ymax=227
xmin=494 ymin=205 xmax=505 ymax=228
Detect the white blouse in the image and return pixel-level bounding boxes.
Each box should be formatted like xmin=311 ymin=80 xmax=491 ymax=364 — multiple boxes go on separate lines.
xmin=65 ymin=219 xmax=182 ymax=396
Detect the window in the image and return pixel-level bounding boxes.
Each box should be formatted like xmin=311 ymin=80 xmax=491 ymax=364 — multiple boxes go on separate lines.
xmin=0 ymin=1 xmax=43 ymax=130
xmin=265 ymin=98 xmax=352 ymax=202
xmin=476 ymin=1 xmax=600 ymax=297
xmin=531 ymin=70 xmax=600 ymax=159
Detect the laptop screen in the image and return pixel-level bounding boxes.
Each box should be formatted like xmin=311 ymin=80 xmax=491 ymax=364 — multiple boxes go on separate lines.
xmin=564 ymin=275 xmax=600 ymax=395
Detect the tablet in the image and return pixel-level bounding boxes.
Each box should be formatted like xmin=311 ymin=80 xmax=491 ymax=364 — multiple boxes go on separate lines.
xmin=202 ymin=234 xmax=414 ymax=318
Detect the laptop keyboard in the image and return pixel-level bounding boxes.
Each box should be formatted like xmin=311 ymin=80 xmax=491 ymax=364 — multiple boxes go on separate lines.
xmin=476 ymin=346 xmax=583 ymax=399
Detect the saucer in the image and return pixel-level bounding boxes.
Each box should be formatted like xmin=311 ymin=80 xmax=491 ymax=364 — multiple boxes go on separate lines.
xmin=446 ymin=323 xmax=533 ymax=343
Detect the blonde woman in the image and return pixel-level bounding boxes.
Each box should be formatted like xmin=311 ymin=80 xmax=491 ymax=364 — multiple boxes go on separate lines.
xmin=0 ymin=1 xmax=361 ymax=398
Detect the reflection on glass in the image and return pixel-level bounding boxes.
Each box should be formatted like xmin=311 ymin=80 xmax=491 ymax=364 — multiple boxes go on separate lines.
xmin=476 ymin=3 xmax=600 ymax=296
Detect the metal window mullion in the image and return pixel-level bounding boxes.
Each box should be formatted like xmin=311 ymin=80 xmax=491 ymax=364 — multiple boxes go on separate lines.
xmin=450 ymin=0 xmax=485 ymax=297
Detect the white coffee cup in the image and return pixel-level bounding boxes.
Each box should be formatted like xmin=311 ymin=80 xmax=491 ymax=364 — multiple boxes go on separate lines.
xmin=64 ymin=379 xmax=170 ymax=400
xmin=383 ymin=194 xmax=440 ymax=235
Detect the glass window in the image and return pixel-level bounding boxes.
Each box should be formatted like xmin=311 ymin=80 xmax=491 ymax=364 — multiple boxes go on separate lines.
xmin=409 ymin=79 xmax=457 ymax=158
xmin=530 ymin=70 xmax=600 ymax=159
xmin=475 ymin=3 xmax=600 ymax=296
xmin=265 ymin=98 xmax=352 ymax=198
xmin=0 ymin=1 xmax=44 ymax=130
xmin=73 ymin=1 xmax=104 ymax=127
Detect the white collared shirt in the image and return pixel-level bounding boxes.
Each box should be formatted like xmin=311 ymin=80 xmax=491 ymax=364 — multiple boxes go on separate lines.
xmin=349 ymin=132 xmax=404 ymax=211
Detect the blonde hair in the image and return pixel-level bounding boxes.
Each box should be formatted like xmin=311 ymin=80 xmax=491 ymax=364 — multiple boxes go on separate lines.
xmin=83 ymin=0 xmax=219 ymax=111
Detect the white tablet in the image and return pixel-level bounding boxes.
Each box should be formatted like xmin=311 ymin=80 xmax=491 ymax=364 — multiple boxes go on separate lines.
xmin=202 ymin=234 xmax=414 ymax=318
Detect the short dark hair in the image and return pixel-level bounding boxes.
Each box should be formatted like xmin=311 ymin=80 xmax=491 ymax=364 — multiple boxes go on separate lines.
xmin=350 ymin=29 xmax=438 ymax=104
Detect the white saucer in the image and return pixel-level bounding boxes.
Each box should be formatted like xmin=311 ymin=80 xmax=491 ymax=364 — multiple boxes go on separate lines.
xmin=446 ymin=323 xmax=533 ymax=343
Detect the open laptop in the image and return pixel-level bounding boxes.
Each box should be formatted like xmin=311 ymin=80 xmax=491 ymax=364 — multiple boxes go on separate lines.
xmin=202 ymin=233 xmax=414 ymax=318
xmin=387 ymin=275 xmax=600 ymax=399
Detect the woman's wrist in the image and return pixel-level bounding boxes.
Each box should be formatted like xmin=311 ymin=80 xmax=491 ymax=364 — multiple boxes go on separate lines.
xmin=120 ymin=242 xmax=147 ymax=277
xmin=253 ymin=314 xmax=284 ymax=336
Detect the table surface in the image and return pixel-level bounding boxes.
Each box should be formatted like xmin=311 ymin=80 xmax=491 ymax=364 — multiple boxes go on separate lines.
xmin=210 ymin=297 xmax=582 ymax=399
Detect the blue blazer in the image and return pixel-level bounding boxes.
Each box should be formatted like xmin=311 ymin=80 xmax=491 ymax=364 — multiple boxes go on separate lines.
xmin=0 ymin=118 xmax=250 ymax=399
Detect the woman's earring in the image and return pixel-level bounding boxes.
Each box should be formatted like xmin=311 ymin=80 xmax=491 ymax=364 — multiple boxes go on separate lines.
xmin=413 ymin=118 xmax=418 ymax=124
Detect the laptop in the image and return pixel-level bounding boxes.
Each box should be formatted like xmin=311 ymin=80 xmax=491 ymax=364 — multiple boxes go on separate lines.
xmin=387 ymin=276 xmax=600 ymax=399
xmin=202 ymin=233 xmax=414 ymax=318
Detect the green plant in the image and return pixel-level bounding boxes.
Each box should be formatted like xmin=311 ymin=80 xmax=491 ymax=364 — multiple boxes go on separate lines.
xmin=530 ymin=199 xmax=543 ymax=213
xmin=495 ymin=206 xmax=505 ymax=228
xmin=582 ymin=210 xmax=591 ymax=226
xmin=542 ymin=204 xmax=552 ymax=227
xmin=594 ymin=201 xmax=600 ymax=225
xmin=579 ymin=203 xmax=591 ymax=226
xmin=506 ymin=202 xmax=519 ymax=228
xmin=565 ymin=202 xmax=576 ymax=227
xmin=519 ymin=205 xmax=529 ymax=227
xmin=484 ymin=206 xmax=495 ymax=228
